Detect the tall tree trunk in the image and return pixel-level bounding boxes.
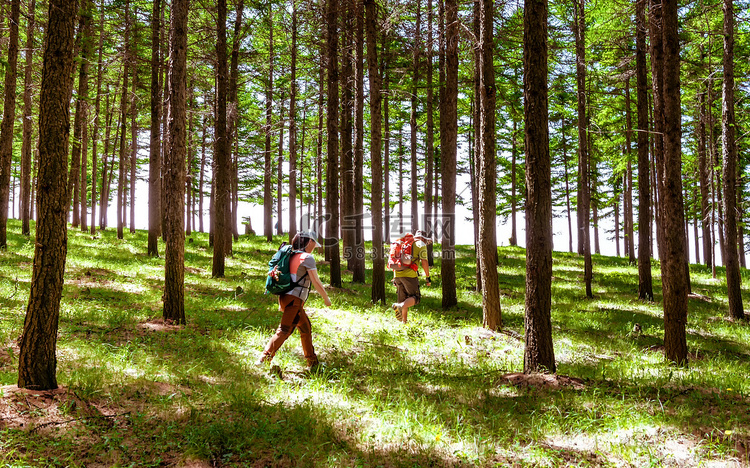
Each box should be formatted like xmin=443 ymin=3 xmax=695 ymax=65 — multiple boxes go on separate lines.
xmin=352 ymin=0 xmax=366 ymax=282
xmin=410 ymin=0 xmax=421 ymax=233
xmin=383 ymin=44 xmax=391 ymax=244
xmin=316 ymin=24 xmax=324 ymax=244
xmin=341 ymin=0 xmax=354 ymax=270
xmin=437 ymin=0 xmax=444 ymax=224
xmin=213 ymin=0 xmax=229 ymax=277
xmin=68 ymin=10 xmax=87 ymax=230
xmin=326 ymin=0 xmax=342 ymax=287
xmin=660 ymin=0 xmax=689 ymax=364
xmin=277 ymin=94 xmax=285 ymax=236
xmin=227 ymin=0 xmax=243 ymax=247
xmin=17 ymin=0 xmax=78 ymax=390
xmin=650 ymin=0 xmax=666 ymax=257
xmin=79 ymin=0 xmax=92 ymax=233
xmin=440 ymin=0 xmax=458 ymax=309
xmin=0 ymin=0 xmax=20 ymax=248
xmin=365 ymin=0 xmax=386 ymax=303
xmin=100 ymin=83 xmax=114 ymax=230
xmin=315 ymin=11 xmax=325 ymax=240
xmin=562 ymin=115 xmax=573 ymax=253
xmin=117 ymin=1 xmax=130 ymax=240
xmin=478 ymin=0 xmax=501 ymax=330
xmin=90 ymin=0 xmax=104 ymax=236
xmin=721 ymin=0 xmax=744 ymax=320
xmin=574 ymin=0 xmax=592 ymax=298
xmin=0 ymin=0 xmax=20 ymax=245
xmin=697 ymin=91 xmax=712 ymax=269
xmin=636 ymin=0 xmax=653 ymax=300
xmin=523 ymin=0 xmax=555 ymax=374
xmin=263 ymin=6 xmax=274 ymax=242
xmin=129 ymin=19 xmax=138 ymax=235
xmin=199 ymin=116 xmax=207 ymax=233
xmin=510 ymin=119 xmax=518 ymax=246
xmin=625 ymin=81 xmax=636 ymax=263
xmin=398 ymin=131 xmax=404 ymax=233
xmin=288 ymin=1 xmax=298 ymax=243
xmin=694 ymin=184 xmax=701 ymax=264
xmin=185 ymin=81 xmax=195 ymax=237
xmin=20 ymin=0 xmax=36 ymax=237
xmin=163 ymin=0 xmax=188 ymax=325
xmin=148 ymin=0 xmax=163 ymax=256
xmin=425 ymin=0 xmax=434 ymax=249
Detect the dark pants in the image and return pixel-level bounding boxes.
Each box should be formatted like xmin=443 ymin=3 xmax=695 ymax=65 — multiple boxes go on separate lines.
xmin=261 ymin=295 xmax=318 ymax=366
xmin=395 ymin=276 xmax=421 ymax=305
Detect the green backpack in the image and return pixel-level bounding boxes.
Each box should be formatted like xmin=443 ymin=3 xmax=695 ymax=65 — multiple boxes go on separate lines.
xmin=265 ymin=245 xmax=308 ymax=295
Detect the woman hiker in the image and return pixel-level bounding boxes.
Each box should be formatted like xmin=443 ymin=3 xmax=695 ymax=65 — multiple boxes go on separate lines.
xmin=257 ymin=230 xmax=332 ymax=371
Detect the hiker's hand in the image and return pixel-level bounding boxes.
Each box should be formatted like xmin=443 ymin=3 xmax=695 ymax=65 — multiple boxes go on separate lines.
xmin=425 ymin=276 xmax=431 ymax=287
xmin=324 ymin=298 xmax=332 ymax=307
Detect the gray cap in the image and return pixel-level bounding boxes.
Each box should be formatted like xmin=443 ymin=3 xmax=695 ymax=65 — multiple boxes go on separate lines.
xmin=298 ymin=230 xmax=321 ymax=247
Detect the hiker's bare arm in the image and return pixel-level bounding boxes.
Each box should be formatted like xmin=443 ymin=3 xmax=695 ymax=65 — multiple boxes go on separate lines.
xmin=308 ymin=269 xmax=332 ymax=306
xmin=422 ymin=259 xmax=430 ymax=286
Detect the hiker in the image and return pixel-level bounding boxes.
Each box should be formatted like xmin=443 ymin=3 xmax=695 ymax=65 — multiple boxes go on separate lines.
xmin=390 ymin=230 xmax=431 ymax=323
xmin=257 ymin=230 xmax=331 ymax=370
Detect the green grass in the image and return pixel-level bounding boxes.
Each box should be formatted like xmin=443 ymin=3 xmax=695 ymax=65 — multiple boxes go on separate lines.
xmin=1 ymin=218 xmax=749 ymax=467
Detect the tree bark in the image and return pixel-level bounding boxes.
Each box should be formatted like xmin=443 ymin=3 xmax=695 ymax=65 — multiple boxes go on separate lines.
xmin=352 ymin=0 xmax=366 ymax=282
xmin=199 ymin=115 xmax=207 ymax=233
xmin=660 ymin=0 xmax=689 ymax=364
xmin=478 ymin=0 xmax=501 ymax=330
xmin=20 ymin=0 xmax=36 ymax=237
xmin=163 ymin=0 xmax=188 ymax=324
xmin=440 ymin=0 xmax=458 ymax=309
xmin=227 ymin=0 xmax=244 ymax=246
xmin=0 ymin=0 xmax=21 ymax=248
xmin=697 ymin=91 xmax=712 ymax=269
xmin=276 ymin=94 xmax=284 ymax=236
xmin=523 ymin=0 xmax=555 ymax=374
xmin=625 ymin=81 xmax=636 ymax=264
xmin=425 ymin=0 xmax=434 ymax=245
xmin=18 ymin=0 xmax=78 ymax=390
xmin=263 ymin=6 xmax=274 ymax=242
xmin=341 ymin=0 xmax=354 ymax=270
xmin=68 ymin=10 xmax=86 ymax=230
xmin=288 ymin=1 xmax=298 ymax=243
xmin=212 ymin=0 xmax=229 ymax=277
xmin=574 ymin=0 xmax=592 ymax=298
xmin=129 ymin=20 xmax=138 ymax=235
xmin=721 ymin=0 xmax=743 ymax=320
xmin=562 ymin=115 xmax=573 ymax=253
xmin=636 ymin=0 xmax=653 ymax=300
xmin=90 ymin=0 xmax=105 ymax=236
xmin=365 ymin=0 xmax=386 ymax=304
xmin=117 ymin=1 xmax=130 ymax=240
xmin=410 ymin=0 xmax=421 ymax=233
xmin=383 ymin=43 xmax=391 ymax=244
xmin=79 ymin=0 xmax=92 ymax=233
xmin=148 ymin=0 xmax=163 ymax=256
xmin=326 ymin=0 xmax=342 ymax=287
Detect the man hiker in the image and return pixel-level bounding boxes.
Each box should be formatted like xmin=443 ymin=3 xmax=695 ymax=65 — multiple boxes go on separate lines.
xmin=389 ymin=230 xmax=431 ymax=324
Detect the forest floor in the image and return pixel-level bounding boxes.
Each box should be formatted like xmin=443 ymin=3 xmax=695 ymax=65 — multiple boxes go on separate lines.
xmin=1 ymin=219 xmax=749 ymax=467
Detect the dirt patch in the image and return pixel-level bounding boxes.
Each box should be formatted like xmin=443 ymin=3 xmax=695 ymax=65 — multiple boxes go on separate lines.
xmin=139 ymin=318 xmax=184 ymax=331
xmin=0 ymin=385 xmax=125 ymax=434
xmin=498 ymin=373 xmax=586 ymax=390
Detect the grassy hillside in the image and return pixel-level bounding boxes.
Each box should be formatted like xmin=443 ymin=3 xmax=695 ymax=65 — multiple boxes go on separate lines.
xmin=1 ymin=220 xmax=749 ymax=467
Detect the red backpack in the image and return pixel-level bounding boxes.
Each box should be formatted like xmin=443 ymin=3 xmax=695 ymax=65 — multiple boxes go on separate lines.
xmin=388 ymin=234 xmax=419 ymax=272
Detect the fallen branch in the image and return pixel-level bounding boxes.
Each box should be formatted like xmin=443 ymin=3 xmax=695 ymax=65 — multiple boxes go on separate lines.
xmin=30 ymin=412 xmax=130 ymax=433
